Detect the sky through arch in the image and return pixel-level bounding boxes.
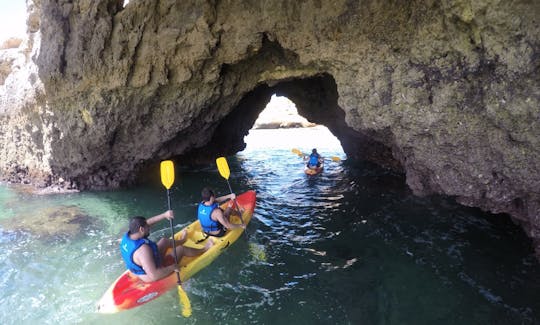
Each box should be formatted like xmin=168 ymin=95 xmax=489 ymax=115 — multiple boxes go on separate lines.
xmin=0 ymin=1 xmax=26 ymax=43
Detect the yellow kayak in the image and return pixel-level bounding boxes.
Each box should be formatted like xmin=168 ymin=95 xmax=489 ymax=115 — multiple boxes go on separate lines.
xmin=97 ymin=190 xmax=256 ymax=313
xmin=305 ymin=161 xmax=324 ymax=175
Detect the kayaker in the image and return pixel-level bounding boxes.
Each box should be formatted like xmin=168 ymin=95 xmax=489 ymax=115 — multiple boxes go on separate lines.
xmin=198 ymin=187 xmax=245 ymax=237
xmin=120 ymin=210 xmax=211 ymax=282
xmin=306 ymin=148 xmax=322 ymax=169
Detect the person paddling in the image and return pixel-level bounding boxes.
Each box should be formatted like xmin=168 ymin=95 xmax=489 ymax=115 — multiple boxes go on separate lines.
xmin=306 ymin=148 xmax=323 ymax=169
xmin=197 ymin=187 xmax=245 ymax=237
xmin=120 ymin=210 xmax=211 ymax=282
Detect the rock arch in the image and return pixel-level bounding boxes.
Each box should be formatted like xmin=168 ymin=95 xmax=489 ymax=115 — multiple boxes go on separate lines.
xmin=0 ymin=0 xmax=538 ymax=256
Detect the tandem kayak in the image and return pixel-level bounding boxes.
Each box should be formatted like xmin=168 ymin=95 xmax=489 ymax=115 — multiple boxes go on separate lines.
xmin=304 ymin=161 xmax=324 ymax=175
xmin=97 ymin=190 xmax=256 ymax=313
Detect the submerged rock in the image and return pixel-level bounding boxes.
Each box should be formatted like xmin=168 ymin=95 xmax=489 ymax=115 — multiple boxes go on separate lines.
xmin=0 ymin=205 xmax=96 ymax=242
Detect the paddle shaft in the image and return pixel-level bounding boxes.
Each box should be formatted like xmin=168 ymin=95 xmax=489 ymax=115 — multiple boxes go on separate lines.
xmin=216 ymin=157 xmax=248 ymax=238
xmin=225 ymin=180 xmax=249 ymax=240
xmin=226 ymin=180 xmax=244 ymax=222
xmin=293 ymin=148 xmax=339 ymax=162
xmin=167 ymin=188 xmax=181 ymax=284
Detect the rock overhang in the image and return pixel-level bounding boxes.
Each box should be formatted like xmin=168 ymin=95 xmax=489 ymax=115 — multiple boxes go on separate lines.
xmin=0 ymin=0 xmax=538 ymax=258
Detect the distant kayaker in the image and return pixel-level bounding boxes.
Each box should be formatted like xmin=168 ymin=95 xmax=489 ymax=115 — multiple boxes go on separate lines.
xmin=120 ymin=210 xmax=211 ymax=282
xmin=306 ymin=148 xmax=323 ymax=169
xmin=198 ymin=187 xmax=245 ymax=237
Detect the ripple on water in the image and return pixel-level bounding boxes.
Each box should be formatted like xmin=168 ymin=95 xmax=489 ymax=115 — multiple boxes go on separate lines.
xmin=0 ymin=127 xmax=539 ymax=323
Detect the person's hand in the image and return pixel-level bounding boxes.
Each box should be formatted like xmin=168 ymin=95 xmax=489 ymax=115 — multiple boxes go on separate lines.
xmin=230 ymin=193 xmax=236 ymax=200
xmin=170 ymin=265 xmax=180 ymax=274
xmin=239 ymin=223 xmax=246 ymax=229
xmin=164 ymin=210 xmax=174 ymax=220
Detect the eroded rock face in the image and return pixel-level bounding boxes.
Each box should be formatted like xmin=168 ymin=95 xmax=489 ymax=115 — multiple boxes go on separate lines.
xmin=0 ymin=0 xmax=538 ymax=256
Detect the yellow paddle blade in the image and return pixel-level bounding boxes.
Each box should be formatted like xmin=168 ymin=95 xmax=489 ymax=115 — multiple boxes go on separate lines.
xmin=216 ymin=157 xmax=230 ymax=180
xmin=291 ymin=148 xmax=303 ymax=156
xmin=178 ymin=285 xmax=192 ymax=317
xmin=160 ymin=160 xmax=175 ymax=190
xmin=331 ymin=156 xmax=341 ymax=162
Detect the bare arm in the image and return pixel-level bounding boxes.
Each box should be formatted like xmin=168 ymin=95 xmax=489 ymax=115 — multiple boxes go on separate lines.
xmin=146 ymin=210 xmax=173 ymax=227
xmin=215 ymin=193 xmax=235 ymax=203
xmin=212 ymin=209 xmax=245 ymax=230
xmin=133 ymin=244 xmax=176 ymax=282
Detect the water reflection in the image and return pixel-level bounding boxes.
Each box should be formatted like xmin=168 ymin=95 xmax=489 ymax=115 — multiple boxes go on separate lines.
xmin=0 ymin=127 xmax=538 ymax=323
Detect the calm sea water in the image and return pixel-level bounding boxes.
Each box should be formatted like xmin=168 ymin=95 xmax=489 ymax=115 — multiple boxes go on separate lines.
xmin=0 ymin=126 xmax=538 ymax=324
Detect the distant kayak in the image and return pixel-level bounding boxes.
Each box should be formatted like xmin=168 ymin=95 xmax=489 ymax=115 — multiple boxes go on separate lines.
xmin=304 ymin=161 xmax=324 ymax=175
xmin=97 ymin=190 xmax=256 ymax=313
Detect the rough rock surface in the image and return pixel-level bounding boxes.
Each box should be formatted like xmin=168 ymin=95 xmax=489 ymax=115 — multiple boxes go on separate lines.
xmin=0 ymin=0 xmax=539 ymax=257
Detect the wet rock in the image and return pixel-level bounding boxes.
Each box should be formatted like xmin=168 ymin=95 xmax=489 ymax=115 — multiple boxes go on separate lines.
xmin=0 ymin=0 xmax=538 ymax=258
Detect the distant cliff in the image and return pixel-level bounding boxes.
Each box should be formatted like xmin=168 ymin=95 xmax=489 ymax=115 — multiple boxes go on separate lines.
xmin=0 ymin=0 xmax=539 ymax=257
xmin=252 ymin=95 xmax=315 ymax=129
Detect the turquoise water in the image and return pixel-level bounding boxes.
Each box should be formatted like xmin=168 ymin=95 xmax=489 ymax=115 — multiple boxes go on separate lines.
xmin=0 ymin=127 xmax=538 ymax=324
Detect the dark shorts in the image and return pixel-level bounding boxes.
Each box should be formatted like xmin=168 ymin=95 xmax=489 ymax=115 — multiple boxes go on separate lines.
xmin=163 ymin=254 xmax=175 ymax=266
xmin=206 ymin=226 xmax=227 ymax=238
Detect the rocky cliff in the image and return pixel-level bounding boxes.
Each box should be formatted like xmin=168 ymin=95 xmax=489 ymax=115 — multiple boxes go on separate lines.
xmin=0 ymin=0 xmax=539 ymax=256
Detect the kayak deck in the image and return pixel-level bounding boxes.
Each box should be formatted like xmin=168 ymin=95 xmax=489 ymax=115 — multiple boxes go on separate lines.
xmin=304 ymin=162 xmax=324 ymax=175
xmin=97 ymin=190 xmax=256 ymax=313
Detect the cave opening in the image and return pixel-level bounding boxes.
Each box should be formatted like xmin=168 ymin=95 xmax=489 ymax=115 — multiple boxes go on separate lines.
xmin=177 ymin=73 xmax=399 ymax=172
xmin=243 ymin=94 xmax=345 ymax=158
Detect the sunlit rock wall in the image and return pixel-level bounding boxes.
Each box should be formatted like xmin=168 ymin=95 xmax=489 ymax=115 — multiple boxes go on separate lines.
xmin=0 ymin=0 xmax=539 ymax=255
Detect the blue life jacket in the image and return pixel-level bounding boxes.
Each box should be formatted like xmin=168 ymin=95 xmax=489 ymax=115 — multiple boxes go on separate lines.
xmin=120 ymin=232 xmax=160 ymax=275
xmin=309 ymin=153 xmax=320 ymax=166
xmin=198 ymin=202 xmax=222 ymax=233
